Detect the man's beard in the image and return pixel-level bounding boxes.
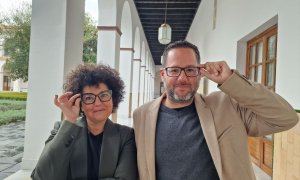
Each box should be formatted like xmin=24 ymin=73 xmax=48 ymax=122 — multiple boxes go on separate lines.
xmin=162 ymin=79 xmax=199 ymax=103
xmin=163 ymin=81 xmax=198 ymax=103
xmin=167 ymin=89 xmax=195 ymax=103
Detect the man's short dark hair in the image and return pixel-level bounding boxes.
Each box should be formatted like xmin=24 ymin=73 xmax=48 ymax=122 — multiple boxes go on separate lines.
xmin=161 ymin=40 xmax=201 ymax=66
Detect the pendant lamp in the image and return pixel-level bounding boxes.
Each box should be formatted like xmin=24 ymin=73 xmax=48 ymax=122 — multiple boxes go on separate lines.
xmin=158 ymin=0 xmax=171 ymax=44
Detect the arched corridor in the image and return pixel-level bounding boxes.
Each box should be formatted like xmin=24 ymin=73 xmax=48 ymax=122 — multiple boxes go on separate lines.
xmin=3 ymin=0 xmax=300 ymax=179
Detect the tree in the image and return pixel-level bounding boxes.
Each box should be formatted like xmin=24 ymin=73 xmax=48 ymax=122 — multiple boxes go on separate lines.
xmin=0 ymin=3 xmax=97 ymax=82
xmin=83 ymin=14 xmax=98 ymax=64
xmin=0 ymin=3 xmax=31 ymax=81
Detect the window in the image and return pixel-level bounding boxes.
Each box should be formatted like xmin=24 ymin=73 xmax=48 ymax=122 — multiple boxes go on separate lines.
xmin=246 ymin=25 xmax=277 ymax=91
xmin=246 ymin=25 xmax=277 ymax=176
xmin=3 ymin=75 xmax=11 ymax=91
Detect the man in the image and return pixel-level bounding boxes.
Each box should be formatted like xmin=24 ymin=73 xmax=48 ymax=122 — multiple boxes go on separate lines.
xmin=133 ymin=40 xmax=299 ymax=180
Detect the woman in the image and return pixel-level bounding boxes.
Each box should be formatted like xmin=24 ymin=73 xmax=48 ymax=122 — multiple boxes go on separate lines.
xmin=31 ymin=64 xmax=138 ymax=180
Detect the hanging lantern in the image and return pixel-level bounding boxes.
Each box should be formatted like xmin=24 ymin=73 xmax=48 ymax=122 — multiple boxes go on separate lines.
xmin=158 ymin=23 xmax=172 ymax=44
xmin=158 ymin=0 xmax=171 ymax=45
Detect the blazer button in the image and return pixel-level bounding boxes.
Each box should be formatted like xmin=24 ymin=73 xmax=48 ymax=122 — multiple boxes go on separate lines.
xmin=51 ymin=129 xmax=58 ymax=135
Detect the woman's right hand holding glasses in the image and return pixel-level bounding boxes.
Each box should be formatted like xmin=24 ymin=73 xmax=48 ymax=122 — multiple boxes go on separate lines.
xmin=54 ymin=92 xmax=81 ymax=123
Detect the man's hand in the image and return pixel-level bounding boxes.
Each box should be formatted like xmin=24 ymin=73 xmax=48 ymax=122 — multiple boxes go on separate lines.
xmin=54 ymin=92 xmax=81 ymax=123
xmin=199 ymin=61 xmax=233 ymax=85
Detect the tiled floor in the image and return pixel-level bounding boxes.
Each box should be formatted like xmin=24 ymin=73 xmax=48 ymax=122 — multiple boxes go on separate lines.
xmin=253 ymin=163 xmax=271 ymax=180
xmin=0 ymin=122 xmax=25 ymax=180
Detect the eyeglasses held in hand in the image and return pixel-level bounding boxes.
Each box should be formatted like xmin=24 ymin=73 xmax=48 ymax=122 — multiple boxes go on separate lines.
xmin=164 ymin=67 xmax=200 ymax=77
xmin=81 ymin=90 xmax=112 ymax=104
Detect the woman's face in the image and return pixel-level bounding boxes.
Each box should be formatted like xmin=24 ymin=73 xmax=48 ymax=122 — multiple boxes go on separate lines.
xmin=81 ymin=83 xmax=113 ymax=125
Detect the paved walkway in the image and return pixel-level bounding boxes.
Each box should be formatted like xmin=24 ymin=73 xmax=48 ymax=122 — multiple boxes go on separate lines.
xmin=0 ymin=120 xmax=270 ymax=180
xmin=0 ymin=121 xmax=25 ymax=180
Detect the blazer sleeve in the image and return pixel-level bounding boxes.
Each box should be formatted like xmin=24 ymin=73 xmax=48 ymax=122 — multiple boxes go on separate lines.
xmin=106 ymin=128 xmax=138 ymax=180
xmin=31 ymin=120 xmax=81 ymax=180
xmin=218 ymin=70 xmax=299 ymax=136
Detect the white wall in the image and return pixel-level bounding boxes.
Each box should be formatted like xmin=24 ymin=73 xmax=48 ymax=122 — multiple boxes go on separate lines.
xmin=0 ymin=38 xmax=5 ymax=91
xmin=276 ymin=0 xmax=300 ymax=110
xmin=0 ymin=38 xmax=4 ymax=56
xmin=12 ymin=79 xmax=28 ymax=92
xmin=0 ymin=61 xmax=4 ymax=91
xmin=186 ymin=0 xmax=300 ymax=109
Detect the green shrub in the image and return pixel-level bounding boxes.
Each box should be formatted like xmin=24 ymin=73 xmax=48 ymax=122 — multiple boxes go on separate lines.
xmin=0 ymin=109 xmax=26 ymax=125
xmin=0 ymin=99 xmax=26 ymax=111
xmin=0 ymin=99 xmax=26 ymax=126
xmin=0 ymin=92 xmax=27 ymax=101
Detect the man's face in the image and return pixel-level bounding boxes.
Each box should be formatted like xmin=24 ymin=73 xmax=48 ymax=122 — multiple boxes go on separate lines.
xmin=160 ymin=48 xmax=201 ymax=103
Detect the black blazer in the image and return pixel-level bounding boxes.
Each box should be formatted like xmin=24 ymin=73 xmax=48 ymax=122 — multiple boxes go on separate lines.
xmin=31 ymin=118 xmax=138 ymax=180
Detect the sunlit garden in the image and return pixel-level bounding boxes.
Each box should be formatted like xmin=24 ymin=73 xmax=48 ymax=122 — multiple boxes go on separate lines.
xmin=0 ymin=92 xmax=27 ymax=125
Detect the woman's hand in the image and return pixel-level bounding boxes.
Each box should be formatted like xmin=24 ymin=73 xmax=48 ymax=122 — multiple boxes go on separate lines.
xmin=199 ymin=61 xmax=233 ymax=85
xmin=54 ymin=92 xmax=81 ymax=123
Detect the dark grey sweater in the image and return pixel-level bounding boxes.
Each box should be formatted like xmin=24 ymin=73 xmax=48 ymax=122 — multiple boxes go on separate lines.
xmin=155 ymin=103 xmax=219 ymax=180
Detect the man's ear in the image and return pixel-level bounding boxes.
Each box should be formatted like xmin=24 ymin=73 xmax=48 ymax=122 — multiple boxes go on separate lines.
xmin=160 ymin=68 xmax=165 ymax=80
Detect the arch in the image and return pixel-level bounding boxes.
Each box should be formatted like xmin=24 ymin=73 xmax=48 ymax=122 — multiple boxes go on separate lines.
xmin=145 ymin=51 xmax=149 ymax=69
xmin=141 ymin=41 xmax=146 ymax=66
xmin=120 ymin=1 xmax=133 ymax=47
xmin=133 ymin=27 xmax=141 ymax=59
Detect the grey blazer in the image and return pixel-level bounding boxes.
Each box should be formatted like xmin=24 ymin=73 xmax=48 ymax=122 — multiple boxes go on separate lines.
xmin=31 ymin=118 xmax=138 ymax=180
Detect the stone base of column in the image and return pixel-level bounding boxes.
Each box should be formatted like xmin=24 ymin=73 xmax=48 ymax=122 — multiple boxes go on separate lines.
xmin=21 ymin=158 xmax=36 ymax=170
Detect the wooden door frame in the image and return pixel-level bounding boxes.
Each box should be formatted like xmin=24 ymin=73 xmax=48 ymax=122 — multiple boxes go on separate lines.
xmin=246 ymin=25 xmax=278 ymax=177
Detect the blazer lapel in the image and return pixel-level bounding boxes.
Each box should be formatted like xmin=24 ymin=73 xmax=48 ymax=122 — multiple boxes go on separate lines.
xmin=144 ymin=94 xmax=164 ymax=180
xmin=70 ymin=118 xmax=88 ymax=179
xmin=194 ymin=94 xmax=223 ymax=180
xmin=99 ymin=119 xmax=120 ymax=177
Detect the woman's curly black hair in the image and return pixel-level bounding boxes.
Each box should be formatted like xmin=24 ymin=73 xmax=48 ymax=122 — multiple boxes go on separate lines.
xmin=63 ymin=63 xmax=125 ymax=112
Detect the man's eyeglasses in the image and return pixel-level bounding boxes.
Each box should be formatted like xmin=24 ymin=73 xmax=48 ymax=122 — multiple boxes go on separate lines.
xmin=164 ymin=67 xmax=200 ymax=77
xmin=81 ymin=90 xmax=112 ymax=105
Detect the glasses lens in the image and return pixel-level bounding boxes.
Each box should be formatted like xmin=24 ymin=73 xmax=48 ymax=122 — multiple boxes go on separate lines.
xmin=184 ymin=67 xmax=199 ymax=76
xmin=82 ymin=94 xmax=96 ymax=104
xmin=165 ymin=67 xmax=199 ymax=77
xmin=82 ymin=90 xmax=112 ymax=104
xmin=166 ymin=67 xmax=181 ymax=77
xmin=98 ymin=90 xmax=112 ymax=102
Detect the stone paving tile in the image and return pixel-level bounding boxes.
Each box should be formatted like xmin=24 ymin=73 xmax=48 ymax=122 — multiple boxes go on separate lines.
xmin=0 ymin=121 xmax=25 ymax=179
xmin=0 ymin=157 xmax=15 ymax=164
xmin=2 ymin=163 xmax=21 ymax=173
xmin=0 ymin=139 xmax=16 ymax=146
xmin=11 ymin=153 xmax=23 ymax=164
xmin=0 ymin=164 xmax=12 ymax=172
xmin=0 ymin=172 xmax=11 ymax=180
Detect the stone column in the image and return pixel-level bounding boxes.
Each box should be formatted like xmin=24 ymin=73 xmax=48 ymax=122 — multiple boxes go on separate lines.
xmin=118 ymin=48 xmax=134 ymax=120
xmin=97 ymin=0 xmax=120 ymax=122
xmin=22 ymin=0 xmax=84 ymax=170
xmin=139 ymin=66 xmax=145 ymax=106
xmin=131 ymin=59 xmax=141 ymax=111
xmin=0 ymin=62 xmax=5 ymax=91
xmin=97 ymin=0 xmax=120 ymax=70
xmin=96 ymin=26 xmax=121 ymax=70
xmin=144 ymin=69 xmax=149 ymax=102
